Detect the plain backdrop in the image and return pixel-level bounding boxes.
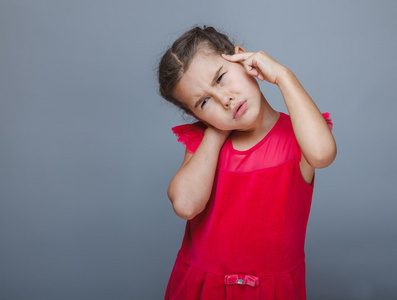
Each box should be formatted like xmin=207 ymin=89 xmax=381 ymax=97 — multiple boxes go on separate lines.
xmin=1 ymin=1 xmax=396 ymax=299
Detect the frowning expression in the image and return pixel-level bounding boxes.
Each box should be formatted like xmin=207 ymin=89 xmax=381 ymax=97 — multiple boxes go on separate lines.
xmin=173 ymin=48 xmax=264 ymax=132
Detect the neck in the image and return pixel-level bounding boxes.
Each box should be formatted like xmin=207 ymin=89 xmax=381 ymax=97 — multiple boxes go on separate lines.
xmin=230 ymin=95 xmax=279 ymax=150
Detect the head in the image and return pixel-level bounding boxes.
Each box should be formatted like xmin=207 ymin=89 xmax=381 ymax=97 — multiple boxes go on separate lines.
xmin=158 ymin=26 xmax=235 ymax=115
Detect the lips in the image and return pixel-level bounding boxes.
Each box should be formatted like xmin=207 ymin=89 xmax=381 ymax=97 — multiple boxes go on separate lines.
xmin=233 ymin=100 xmax=247 ymax=119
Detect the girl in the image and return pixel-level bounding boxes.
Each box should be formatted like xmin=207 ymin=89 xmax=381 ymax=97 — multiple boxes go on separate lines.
xmin=158 ymin=26 xmax=336 ymax=300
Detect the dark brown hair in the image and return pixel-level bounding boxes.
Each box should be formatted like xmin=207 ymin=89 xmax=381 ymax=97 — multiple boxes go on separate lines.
xmin=158 ymin=26 xmax=235 ymax=114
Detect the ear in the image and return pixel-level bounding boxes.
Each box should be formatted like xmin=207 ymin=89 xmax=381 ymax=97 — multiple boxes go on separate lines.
xmin=234 ymin=45 xmax=246 ymax=54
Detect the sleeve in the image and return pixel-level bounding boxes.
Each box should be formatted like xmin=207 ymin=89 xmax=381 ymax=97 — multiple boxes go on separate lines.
xmin=171 ymin=122 xmax=207 ymax=154
xmin=322 ymin=112 xmax=333 ymax=131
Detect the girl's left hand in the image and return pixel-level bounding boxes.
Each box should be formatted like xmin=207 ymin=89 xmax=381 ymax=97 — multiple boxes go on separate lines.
xmin=222 ymin=51 xmax=288 ymax=85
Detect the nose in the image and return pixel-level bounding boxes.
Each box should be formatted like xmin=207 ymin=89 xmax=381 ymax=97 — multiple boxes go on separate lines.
xmin=215 ymin=91 xmax=234 ymax=109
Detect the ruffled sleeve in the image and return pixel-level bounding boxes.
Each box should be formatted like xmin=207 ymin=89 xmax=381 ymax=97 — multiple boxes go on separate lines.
xmin=171 ymin=122 xmax=207 ymax=153
xmin=322 ymin=112 xmax=333 ymax=131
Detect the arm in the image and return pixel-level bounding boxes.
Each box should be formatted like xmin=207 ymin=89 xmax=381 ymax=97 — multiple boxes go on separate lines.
xmin=223 ymin=51 xmax=337 ymax=171
xmin=276 ymin=69 xmax=336 ymax=168
xmin=168 ymin=126 xmax=230 ymax=220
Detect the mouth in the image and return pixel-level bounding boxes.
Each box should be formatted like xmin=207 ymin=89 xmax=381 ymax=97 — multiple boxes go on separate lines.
xmin=233 ymin=100 xmax=247 ymax=119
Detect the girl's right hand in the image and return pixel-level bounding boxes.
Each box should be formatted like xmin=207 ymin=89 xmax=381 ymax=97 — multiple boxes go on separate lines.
xmin=204 ymin=124 xmax=231 ymax=145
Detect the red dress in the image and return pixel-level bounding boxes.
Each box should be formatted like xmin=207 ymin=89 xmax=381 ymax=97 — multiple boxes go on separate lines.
xmin=165 ymin=113 xmax=333 ymax=300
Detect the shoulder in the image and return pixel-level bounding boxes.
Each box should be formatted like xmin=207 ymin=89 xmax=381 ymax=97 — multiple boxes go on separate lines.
xmin=270 ymin=113 xmax=301 ymax=158
xmin=277 ymin=112 xmax=333 ymax=137
xmin=272 ymin=112 xmax=296 ymax=141
xmin=275 ymin=111 xmax=333 ymax=151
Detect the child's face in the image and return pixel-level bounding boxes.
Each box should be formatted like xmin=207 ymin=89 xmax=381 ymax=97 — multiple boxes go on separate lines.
xmin=174 ymin=47 xmax=264 ymax=132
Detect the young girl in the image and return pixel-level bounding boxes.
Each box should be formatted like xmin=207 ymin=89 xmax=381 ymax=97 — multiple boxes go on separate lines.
xmin=158 ymin=26 xmax=336 ymax=300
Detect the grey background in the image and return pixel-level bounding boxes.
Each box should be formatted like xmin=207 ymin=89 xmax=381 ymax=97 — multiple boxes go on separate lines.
xmin=1 ymin=0 xmax=396 ymax=299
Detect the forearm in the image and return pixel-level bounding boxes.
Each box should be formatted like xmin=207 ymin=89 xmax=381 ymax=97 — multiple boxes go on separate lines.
xmin=168 ymin=131 xmax=226 ymax=220
xmin=277 ymin=69 xmax=337 ymax=168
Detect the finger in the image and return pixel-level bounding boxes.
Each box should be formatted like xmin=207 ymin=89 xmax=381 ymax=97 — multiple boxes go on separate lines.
xmin=248 ymin=67 xmax=259 ymax=77
xmin=247 ymin=67 xmax=265 ymax=81
xmin=243 ymin=61 xmax=258 ymax=75
xmin=222 ymin=52 xmax=253 ymax=62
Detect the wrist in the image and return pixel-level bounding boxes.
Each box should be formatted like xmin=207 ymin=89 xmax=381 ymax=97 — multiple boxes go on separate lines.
xmin=276 ymin=67 xmax=295 ymax=86
xmin=203 ymin=127 xmax=230 ymax=148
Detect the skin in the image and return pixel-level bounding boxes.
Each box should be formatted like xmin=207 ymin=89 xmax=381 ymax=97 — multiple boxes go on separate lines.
xmin=168 ymin=46 xmax=337 ymax=220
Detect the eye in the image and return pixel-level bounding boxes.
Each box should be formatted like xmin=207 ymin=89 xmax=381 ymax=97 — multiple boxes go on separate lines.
xmin=201 ymin=97 xmax=209 ymax=108
xmin=216 ymin=73 xmax=225 ymax=84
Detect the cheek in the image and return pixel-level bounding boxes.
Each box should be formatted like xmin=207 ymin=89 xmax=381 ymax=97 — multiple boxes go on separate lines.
xmin=198 ymin=111 xmax=221 ymax=127
xmin=228 ymin=71 xmax=254 ymax=91
xmin=239 ymin=79 xmax=259 ymax=96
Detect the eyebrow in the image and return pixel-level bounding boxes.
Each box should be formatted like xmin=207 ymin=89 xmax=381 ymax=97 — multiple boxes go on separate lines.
xmin=194 ymin=65 xmax=223 ymax=109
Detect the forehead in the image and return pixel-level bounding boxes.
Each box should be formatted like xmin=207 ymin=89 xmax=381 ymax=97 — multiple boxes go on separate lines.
xmin=182 ymin=50 xmax=222 ymax=85
xmin=174 ymin=51 xmax=222 ymax=105
xmin=187 ymin=49 xmax=221 ymax=72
